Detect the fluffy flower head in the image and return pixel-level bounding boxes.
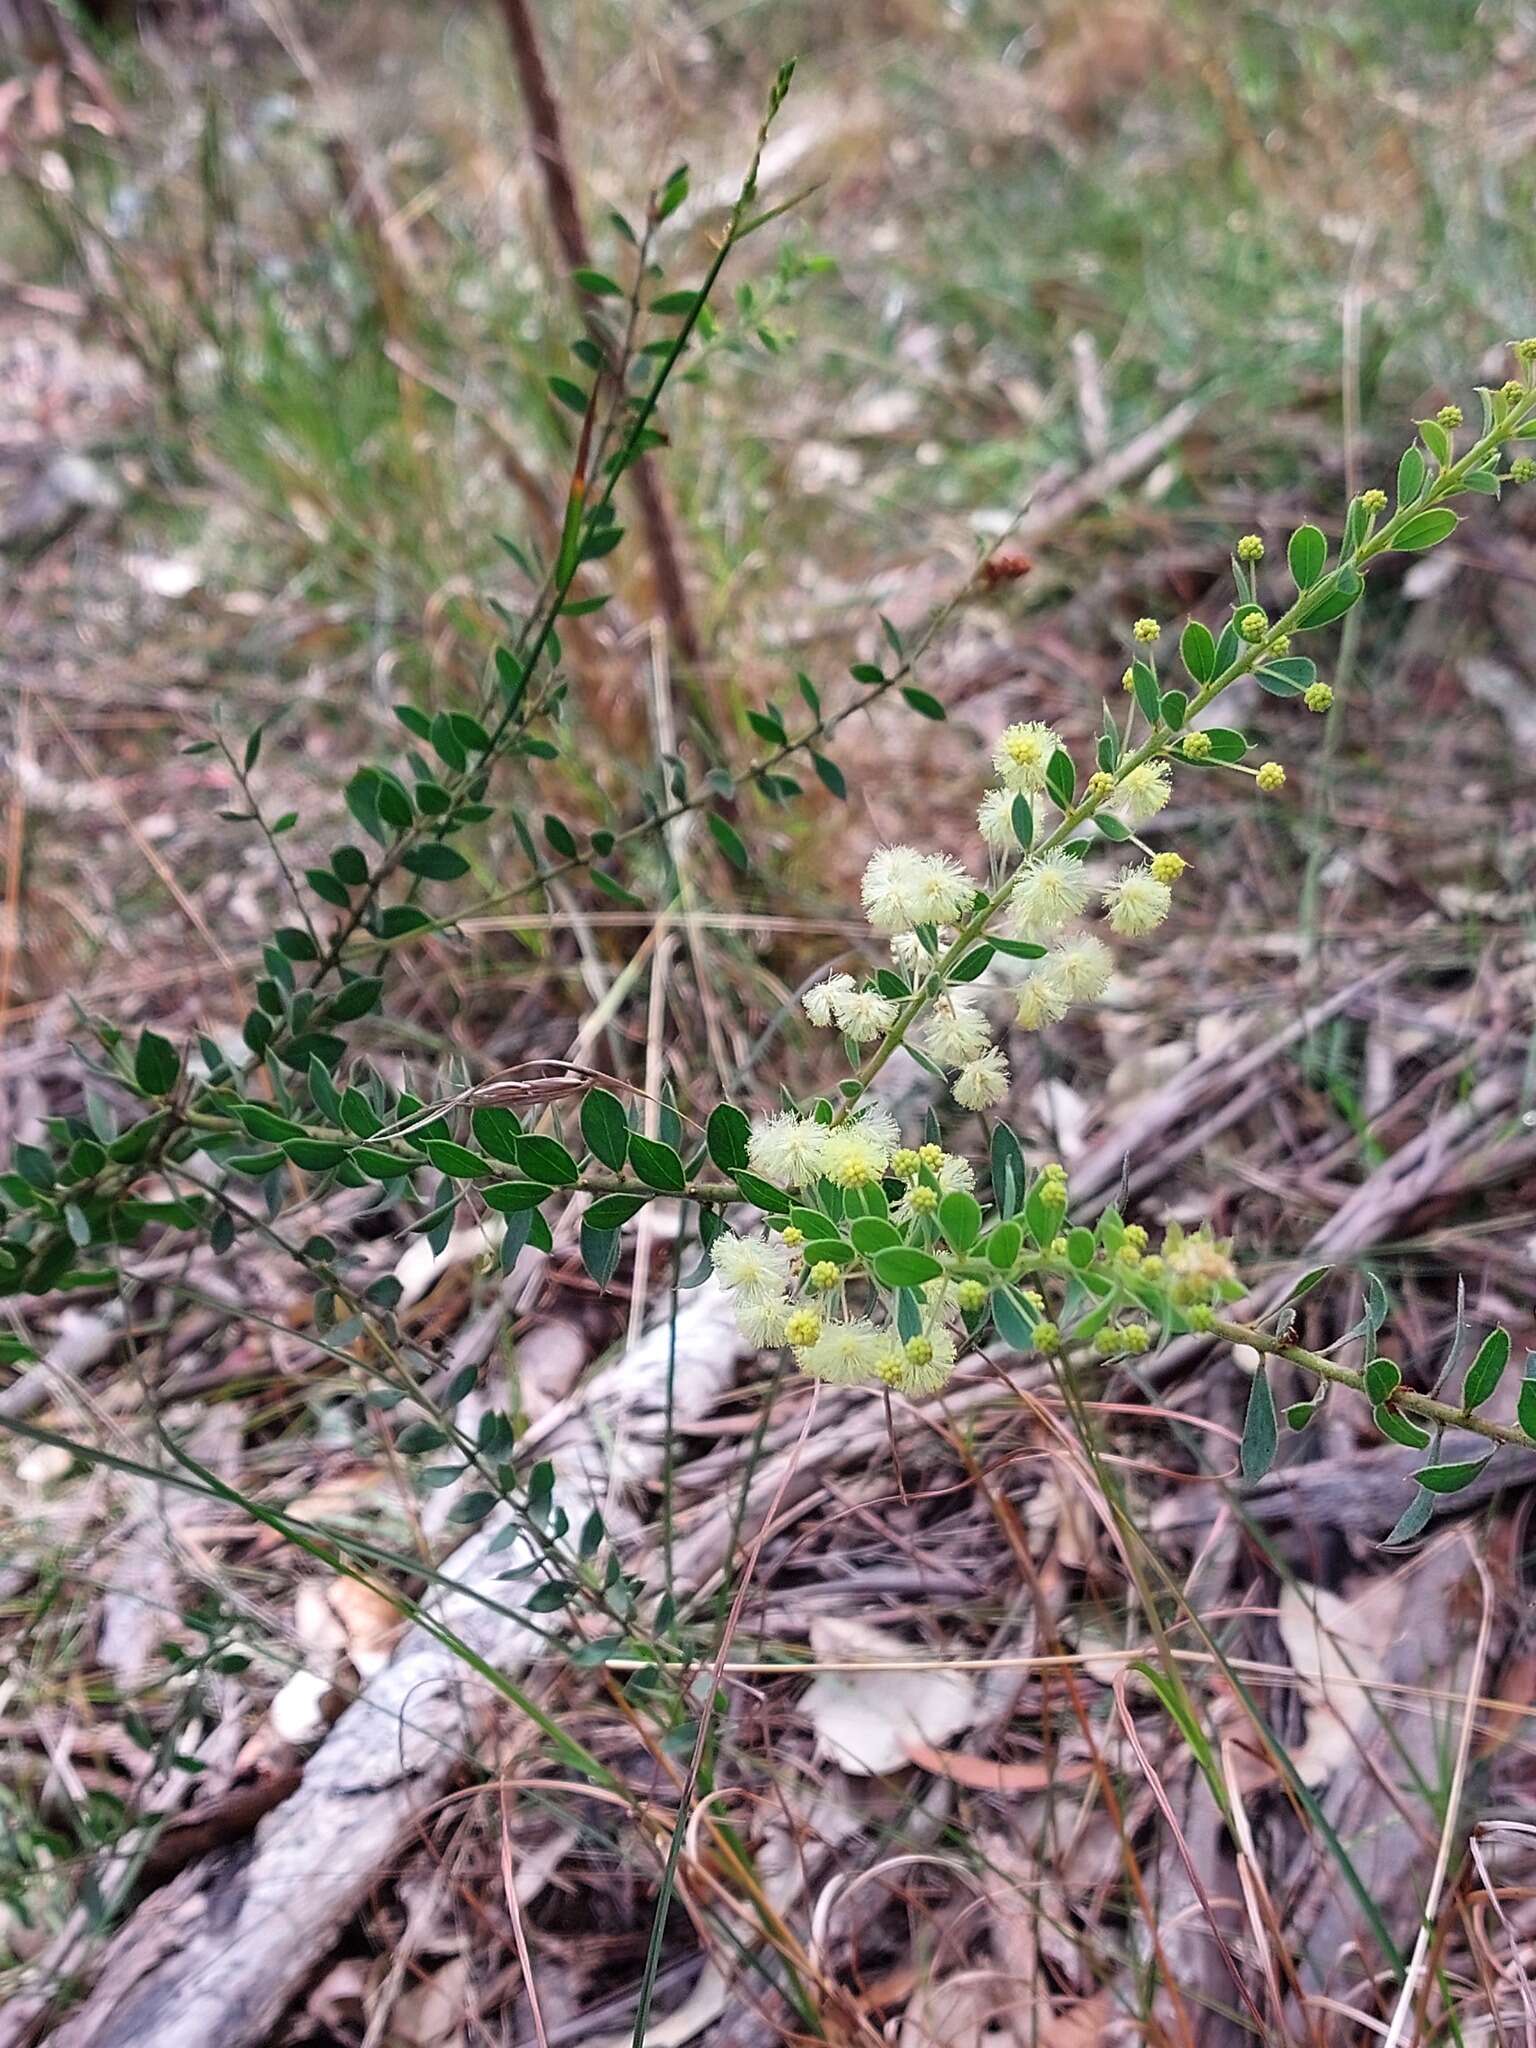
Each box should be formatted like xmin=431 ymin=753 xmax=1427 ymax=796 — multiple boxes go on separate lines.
xmin=1016 ymin=973 xmax=1071 ymax=1031
xmin=830 ymin=985 xmax=900 ymax=1044
xmin=1102 ymin=864 xmax=1171 ymax=937
xmin=821 ymin=1123 xmax=890 ymax=1189
xmin=747 ymin=1112 xmax=830 ymax=1188
xmin=802 ymin=973 xmax=854 ymax=1028
xmin=799 ymin=1317 xmax=885 ymax=1385
xmin=711 ymin=1231 xmax=794 ymax=1302
xmin=1009 ymin=853 xmax=1092 ymax=939
xmin=993 ymin=722 xmax=1061 ymax=795
xmin=1046 ymin=934 xmax=1115 ymax=1002
xmin=952 ymin=1047 xmax=1010 ymax=1110
xmin=918 ymin=997 xmax=993 ymax=1066
xmin=1115 ymin=760 xmax=1172 ymax=824
xmin=861 ymin=846 xmax=973 ymax=933
xmin=977 ymin=786 xmax=1025 ymax=852
xmin=732 ymin=1294 xmax=789 ymax=1347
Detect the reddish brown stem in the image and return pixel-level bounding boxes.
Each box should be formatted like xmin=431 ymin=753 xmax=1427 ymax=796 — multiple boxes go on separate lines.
xmin=496 ymin=0 xmax=701 ymax=665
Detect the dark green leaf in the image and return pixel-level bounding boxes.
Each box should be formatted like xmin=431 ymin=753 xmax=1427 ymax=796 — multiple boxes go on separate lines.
xmin=513 ymin=1135 xmax=579 ymax=1185
xmin=422 ymin=1140 xmax=487 ymax=1180
xmin=1363 ymin=1356 xmax=1401 ymax=1404
xmin=1374 ymin=1403 xmax=1430 ymax=1449
xmin=1179 ymin=620 xmax=1216 ymax=683
xmin=812 ymin=752 xmax=846 ymax=799
xmin=548 ymin=375 xmax=589 ymax=414
xmin=1412 ymin=1453 xmax=1494 ymax=1495
xmin=1287 ymin=524 xmax=1327 ymax=589
xmin=134 ymin=1031 xmax=180 ymax=1097
xmin=1392 ymin=507 xmax=1459 ymax=552
xmin=581 ymin=1089 xmax=631 ymax=1172
xmin=937 ymin=1191 xmax=982 ymax=1253
xmin=403 ymin=844 xmax=470 ymax=882
xmin=1131 ymin=660 xmax=1160 ymax=726
xmin=1461 ymin=1328 xmax=1511 ymax=1412
xmin=705 ymin=1103 xmax=750 ymax=1173
xmin=872 ymin=1246 xmax=944 ymax=1288
xmin=950 ymin=944 xmax=994 ymax=982
xmin=584 ymin=1192 xmax=648 ymax=1230
xmin=483 ymin=1180 xmax=552 ymax=1213
xmin=628 ymin=1133 xmax=686 ymax=1193
xmin=1241 ymin=1366 xmax=1278 ymax=1480
xmin=580 ymin=1220 xmax=622 ymax=1288
xmin=706 ymin=812 xmax=749 ymax=872
xmin=902 ymin=687 xmax=946 ymax=720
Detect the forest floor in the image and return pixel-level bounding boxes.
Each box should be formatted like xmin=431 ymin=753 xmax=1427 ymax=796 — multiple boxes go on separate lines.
xmin=2 ymin=3 xmax=1536 ymax=2044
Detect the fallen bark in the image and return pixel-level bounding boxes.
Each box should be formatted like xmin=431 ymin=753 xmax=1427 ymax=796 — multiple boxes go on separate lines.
xmin=32 ymin=1288 xmax=745 ymax=2048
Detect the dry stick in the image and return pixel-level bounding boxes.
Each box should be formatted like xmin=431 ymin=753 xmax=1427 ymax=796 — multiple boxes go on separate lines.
xmin=0 ymin=683 xmax=29 ymax=1043
xmin=1378 ymin=1545 xmax=1492 ymax=2048
xmin=35 ymin=1291 xmax=748 ymax=2048
xmin=496 ymin=0 xmax=701 ymax=665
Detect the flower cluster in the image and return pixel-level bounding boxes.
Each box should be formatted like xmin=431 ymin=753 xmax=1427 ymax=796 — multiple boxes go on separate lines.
xmin=710 ymin=1137 xmax=981 ymax=1396
xmin=702 ymin=346 xmax=1536 ymax=1428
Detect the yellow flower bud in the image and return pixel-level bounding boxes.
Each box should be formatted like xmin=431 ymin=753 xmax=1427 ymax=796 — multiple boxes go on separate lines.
xmin=1255 ymin=761 xmax=1286 ymax=793
xmin=783 ymin=1307 xmax=821 ymax=1347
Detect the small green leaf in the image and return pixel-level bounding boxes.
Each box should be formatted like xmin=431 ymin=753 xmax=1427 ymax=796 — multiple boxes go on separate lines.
xmin=937 ymin=1191 xmax=982 ymax=1254
xmin=706 ymin=812 xmax=749 ymax=872
xmin=421 ymin=1140 xmax=487 ymax=1180
xmin=514 ymin=1135 xmax=579 ymax=1185
xmin=812 ymin=752 xmax=846 ymax=799
xmin=1412 ymin=1453 xmax=1494 ymax=1495
xmin=548 ymin=374 xmax=589 ymax=414
xmin=1519 ymin=1358 xmax=1536 ymax=1443
xmin=1461 ymin=1328 xmax=1511 ymax=1412
xmin=1374 ymin=1403 xmax=1430 ymax=1449
xmin=1363 ymin=1356 xmax=1402 ymax=1405
xmin=849 ymin=1216 xmax=901 ymax=1255
xmin=1287 ymin=524 xmax=1327 ymax=589
xmin=1240 ymin=1366 xmax=1278 ymax=1480
xmin=1295 ymin=567 xmax=1364 ymax=628
xmin=584 ymin=1192 xmax=647 ymax=1230
xmin=1179 ymin=619 xmax=1216 ymax=683
xmin=544 ymin=813 xmax=579 ymax=859
xmin=573 ymin=267 xmax=624 ymax=297
xmin=872 ymin=1246 xmax=944 ymax=1288
xmin=483 ymin=1180 xmax=553 ymax=1213
xmin=403 ymin=844 xmax=470 ymax=882
xmin=628 ymin=1133 xmax=686 ymax=1193
xmin=705 ymin=1103 xmax=750 ymax=1173
xmin=1131 ymin=661 xmax=1160 ymax=727
xmin=985 ymin=1220 xmax=1022 ymax=1269
xmin=471 ymin=1106 xmax=522 ymax=1163
xmin=1396 ymin=445 xmax=1426 ymax=508
xmin=1392 ymin=507 xmax=1459 ymax=552
xmin=902 ymin=687 xmax=946 ymax=721
xmin=732 ymin=1170 xmax=788 ymax=1215
xmin=1416 ymin=417 xmax=1451 ymax=467
xmin=1065 ymin=1226 xmax=1095 ymax=1270
xmin=580 ymin=1220 xmax=622 ymax=1288
xmin=134 ymin=1030 xmax=180 ymax=1097
xmin=580 ymin=1089 xmax=630 ymax=1173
